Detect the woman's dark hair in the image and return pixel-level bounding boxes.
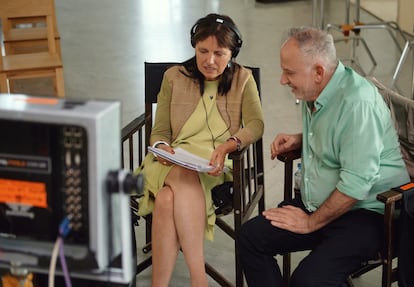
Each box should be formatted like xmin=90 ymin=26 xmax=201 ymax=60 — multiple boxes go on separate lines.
xmin=181 ymin=13 xmax=242 ymax=96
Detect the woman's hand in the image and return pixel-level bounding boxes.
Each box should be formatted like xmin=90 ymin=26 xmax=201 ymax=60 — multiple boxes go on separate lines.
xmin=270 ymin=133 xmax=302 ymax=160
xmin=155 ymin=143 xmax=175 ymax=166
xmin=208 ymin=141 xmax=234 ymax=176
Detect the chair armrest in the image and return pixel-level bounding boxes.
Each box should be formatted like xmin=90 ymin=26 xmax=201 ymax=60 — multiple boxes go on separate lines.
xmin=220 ymin=141 xmax=265 ymax=229
xmin=376 ymin=189 xmax=403 ymax=205
xmin=121 ymin=113 xmax=146 ymax=171
xmin=276 ymin=148 xmax=302 ymax=163
xmin=276 ymin=148 xmax=301 ymax=201
xmin=377 ymin=182 xmax=414 ymax=205
xmin=228 ymin=147 xmax=249 ymax=161
xmin=121 ymin=113 xmax=146 ymax=142
xmin=375 ymin=183 xmax=413 ymax=264
xmin=228 ymin=144 xmax=265 ymax=181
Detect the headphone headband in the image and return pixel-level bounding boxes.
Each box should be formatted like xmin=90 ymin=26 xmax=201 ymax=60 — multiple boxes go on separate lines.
xmin=190 ymin=16 xmax=243 ymax=58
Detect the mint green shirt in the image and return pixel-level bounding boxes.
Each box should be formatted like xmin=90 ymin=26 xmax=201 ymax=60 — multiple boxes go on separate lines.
xmin=300 ymin=62 xmax=409 ymax=214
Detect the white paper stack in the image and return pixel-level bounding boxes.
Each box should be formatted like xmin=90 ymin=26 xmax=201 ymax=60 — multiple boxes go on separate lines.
xmin=148 ymin=146 xmax=229 ymax=173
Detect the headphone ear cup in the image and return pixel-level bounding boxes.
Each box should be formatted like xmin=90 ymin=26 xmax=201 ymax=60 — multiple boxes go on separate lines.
xmin=232 ymin=47 xmax=240 ymax=58
xmin=190 ymin=21 xmax=199 ymax=48
xmin=231 ymin=31 xmax=243 ymax=58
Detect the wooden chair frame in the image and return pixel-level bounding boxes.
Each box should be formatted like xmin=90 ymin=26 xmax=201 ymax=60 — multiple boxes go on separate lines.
xmin=0 ymin=0 xmax=64 ymax=97
xmin=121 ymin=62 xmax=265 ymax=287
xmin=277 ymin=77 xmax=414 ymax=287
xmin=2 ymin=10 xmax=61 ymax=56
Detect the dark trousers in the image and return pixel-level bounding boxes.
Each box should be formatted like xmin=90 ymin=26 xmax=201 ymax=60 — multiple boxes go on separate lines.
xmin=237 ymin=198 xmax=383 ymax=287
xmin=398 ymin=187 xmax=414 ymax=287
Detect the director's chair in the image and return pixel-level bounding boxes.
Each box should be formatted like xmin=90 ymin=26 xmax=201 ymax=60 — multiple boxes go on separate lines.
xmin=121 ymin=62 xmax=265 ymax=286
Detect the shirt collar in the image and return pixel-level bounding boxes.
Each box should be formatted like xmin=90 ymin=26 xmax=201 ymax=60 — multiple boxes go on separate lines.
xmin=314 ymin=61 xmax=346 ymax=111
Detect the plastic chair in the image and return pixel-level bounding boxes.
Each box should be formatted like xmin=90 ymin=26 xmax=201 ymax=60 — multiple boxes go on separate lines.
xmin=121 ymin=61 xmax=265 ymax=287
xmin=277 ymin=77 xmax=414 ymax=287
xmin=0 ymin=0 xmax=65 ymax=97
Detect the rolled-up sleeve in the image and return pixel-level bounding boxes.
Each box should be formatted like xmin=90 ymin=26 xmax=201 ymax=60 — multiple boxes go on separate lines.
xmin=336 ymin=100 xmax=384 ymax=199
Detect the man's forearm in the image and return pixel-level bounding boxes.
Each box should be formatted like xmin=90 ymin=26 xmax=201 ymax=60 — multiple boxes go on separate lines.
xmin=308 ymin=189 xmax=357 ymax=232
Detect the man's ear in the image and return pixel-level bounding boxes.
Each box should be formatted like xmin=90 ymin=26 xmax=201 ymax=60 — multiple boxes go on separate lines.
xmin=314 ymin=64 xmax=324 ymax=84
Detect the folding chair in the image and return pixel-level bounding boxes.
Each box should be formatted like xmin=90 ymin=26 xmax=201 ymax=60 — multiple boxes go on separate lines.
xmin=121 ymin=61 xmax=265 ymax=287
xmin=277 ymin=77 xmax=414 ymax=287
xmin=0 ymin=0 xmax=64 ymax=97
xmin=1 ymin=0 xmax=61 ymax=56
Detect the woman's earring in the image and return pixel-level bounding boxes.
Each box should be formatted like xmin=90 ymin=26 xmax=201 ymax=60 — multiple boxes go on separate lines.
xmin=227 ymin=61 xmax=232 ymax=68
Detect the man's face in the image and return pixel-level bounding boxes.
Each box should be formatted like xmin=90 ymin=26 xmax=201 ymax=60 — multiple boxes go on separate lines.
xmin=279 ymin=39 xmax=319 ymax=102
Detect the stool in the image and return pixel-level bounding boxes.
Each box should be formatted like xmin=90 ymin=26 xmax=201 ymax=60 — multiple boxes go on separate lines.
xmin=391 ymin=39 xmax=414 ymax=99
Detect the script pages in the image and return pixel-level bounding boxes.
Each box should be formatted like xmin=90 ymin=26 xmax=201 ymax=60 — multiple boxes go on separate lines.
xmin=148 ymin=146 xmax=229 ymax=173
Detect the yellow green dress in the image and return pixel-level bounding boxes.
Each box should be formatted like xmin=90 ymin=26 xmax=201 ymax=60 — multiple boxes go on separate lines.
xmin=137 ymin=80 xmax=233 ymax=240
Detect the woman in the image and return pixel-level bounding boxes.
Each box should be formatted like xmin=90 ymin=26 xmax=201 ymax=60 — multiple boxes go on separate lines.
xmin=137 ymin=13 xmax=264 ymax=287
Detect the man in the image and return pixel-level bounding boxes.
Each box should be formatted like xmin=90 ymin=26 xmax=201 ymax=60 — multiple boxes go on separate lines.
xmin=238 ymin=26 xmax=410 ymax=287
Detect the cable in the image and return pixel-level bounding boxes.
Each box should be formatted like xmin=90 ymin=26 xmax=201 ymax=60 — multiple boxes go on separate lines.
xmin=59 ymin=239 xmax=72 ymax=287
xmin=201 ymin=94 xmax=230 ymax=149
xmin=48 ymin=217 xmax=73 ymax=287
xmin=58 ymin=217 xmax=73 ymax=287
xmin=48 ymin=237 xmax=61 ymax=287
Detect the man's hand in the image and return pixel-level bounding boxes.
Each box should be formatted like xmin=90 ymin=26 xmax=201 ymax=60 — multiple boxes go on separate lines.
xmin=264 ymin=190 xmax=357 ymax=234
xmin=270 ymin=133 xmax=302 ymax=160
xmin=263 ymin=205 xmax=314 ymax=234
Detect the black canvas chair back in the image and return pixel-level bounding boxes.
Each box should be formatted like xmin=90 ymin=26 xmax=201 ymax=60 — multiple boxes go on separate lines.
xmin=369 ymin=77 xmax=414 ymax=180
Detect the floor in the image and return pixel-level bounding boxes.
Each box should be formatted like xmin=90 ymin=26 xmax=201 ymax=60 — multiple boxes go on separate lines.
xmin=2 ymin=0 xmax=413 ymax=286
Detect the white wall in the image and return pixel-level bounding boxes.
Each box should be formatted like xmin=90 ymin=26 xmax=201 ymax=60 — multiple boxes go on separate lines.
xmin=398 ymin=0 xmax=414 ymax=35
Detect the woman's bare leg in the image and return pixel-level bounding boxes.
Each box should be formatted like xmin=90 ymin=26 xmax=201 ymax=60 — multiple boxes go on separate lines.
xmin=165 ymin=165 xmax=208 ymax=287
xmin=151 ymin=186 xmax=180 ymax=287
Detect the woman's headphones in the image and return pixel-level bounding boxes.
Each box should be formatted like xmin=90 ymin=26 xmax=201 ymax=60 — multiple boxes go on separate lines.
xmin=190 ymin=16 xmax=243 ymax=58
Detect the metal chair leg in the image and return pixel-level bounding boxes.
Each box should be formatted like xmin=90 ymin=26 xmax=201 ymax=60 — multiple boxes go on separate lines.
xmin=391 ymin=40 xmax=414 ymax=99
xmin=352 ymin=21 xmax=406 ymax=52
xmin=352 ymin=0 xmax=406 ymax=52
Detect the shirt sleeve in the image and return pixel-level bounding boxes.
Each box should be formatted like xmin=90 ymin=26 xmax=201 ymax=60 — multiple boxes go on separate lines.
xmin=336 ymin=100 xmax=384 ymax=199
